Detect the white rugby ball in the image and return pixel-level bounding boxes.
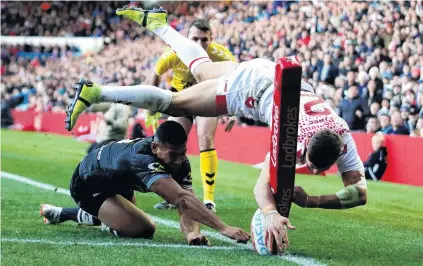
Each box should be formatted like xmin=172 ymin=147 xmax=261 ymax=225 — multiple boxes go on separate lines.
xmin=250 ymin=208 xmax=271 ymax=255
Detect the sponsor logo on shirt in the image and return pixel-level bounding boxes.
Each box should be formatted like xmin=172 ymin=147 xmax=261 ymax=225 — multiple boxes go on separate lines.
xmin=148 ymin=162 xmax=166 ymax=173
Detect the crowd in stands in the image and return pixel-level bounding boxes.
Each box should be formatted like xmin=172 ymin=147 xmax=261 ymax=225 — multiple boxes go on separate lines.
xmin=2 ymin=1 xmax=423 ymax=137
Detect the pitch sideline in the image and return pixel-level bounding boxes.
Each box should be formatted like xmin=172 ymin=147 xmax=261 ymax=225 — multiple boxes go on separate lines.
xmin=1 ymin=171 xmax=326 ymax=266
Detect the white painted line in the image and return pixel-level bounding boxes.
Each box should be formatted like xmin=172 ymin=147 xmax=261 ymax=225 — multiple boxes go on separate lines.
xmin=1 ymin=237 xmax=240 ymax=250
xmin=1 ymin=171 xmax=326 ymax=266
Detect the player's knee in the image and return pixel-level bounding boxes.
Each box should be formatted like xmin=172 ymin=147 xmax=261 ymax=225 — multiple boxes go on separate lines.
xmin=126 ymin=222 xmax=156 ymax=239
xmin=137 ymin=224 xmax=156 ymax=239
xmin=198 ymin=134 xmax=214 ymax=150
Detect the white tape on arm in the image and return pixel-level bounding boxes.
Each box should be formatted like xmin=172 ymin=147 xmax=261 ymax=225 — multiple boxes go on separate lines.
xmin=335 ymin=177 xmax=367 ymax=209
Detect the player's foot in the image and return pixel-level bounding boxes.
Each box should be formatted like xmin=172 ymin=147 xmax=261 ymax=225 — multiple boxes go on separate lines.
xmin=40 ymin=204 xmax=63 ymax=224
xmin=101 ymin=222 xmax=119 ymax=236
xmin=154 ymin=201 xmax=176 ymax=210
xmin=116 ymin=6 xmax=167 ymax=31
xmin=204 ymin=200 xmax=216 ymax=213
xmin=65 ymin=79 xmax=101 ymax=131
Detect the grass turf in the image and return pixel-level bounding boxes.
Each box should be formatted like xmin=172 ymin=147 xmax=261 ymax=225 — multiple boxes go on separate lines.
xmin=1 ymin=129 xmax=422 ymax=266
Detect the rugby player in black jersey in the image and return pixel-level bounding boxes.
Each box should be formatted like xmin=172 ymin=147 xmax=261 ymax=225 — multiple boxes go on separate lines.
xmin=40 ymin=121 xmax=249 ymax=245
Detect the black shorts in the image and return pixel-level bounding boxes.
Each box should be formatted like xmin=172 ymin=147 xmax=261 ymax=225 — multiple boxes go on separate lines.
xmin=69 ymin=164 xmax=134 ymax=217
xmin=171 ymin=87 xmax=194 ymax=122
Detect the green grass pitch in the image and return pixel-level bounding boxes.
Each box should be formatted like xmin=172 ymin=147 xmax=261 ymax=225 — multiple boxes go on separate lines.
xmin=1 ymin=129 xmax=422 ymax=266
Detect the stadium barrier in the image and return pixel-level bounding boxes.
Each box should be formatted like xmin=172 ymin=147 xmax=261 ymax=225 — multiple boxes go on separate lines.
xmin=10 ymin=110 xmax=423 ymax=186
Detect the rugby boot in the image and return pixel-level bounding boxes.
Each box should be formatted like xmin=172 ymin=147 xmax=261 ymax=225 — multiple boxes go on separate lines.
xmin=40 ymin=204 xmax=63 ymax=224
xmin=204 ymin=200 xmax=216 ymax=214
xmin=116 ymin=6 xmax=168 ymax=31
xmin=65 ymin=79 xmax=101 ymax=131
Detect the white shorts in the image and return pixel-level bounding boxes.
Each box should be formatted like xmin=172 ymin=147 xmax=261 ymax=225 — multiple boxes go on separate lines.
xmin=216 ymin=58 xmax=276 ymax=125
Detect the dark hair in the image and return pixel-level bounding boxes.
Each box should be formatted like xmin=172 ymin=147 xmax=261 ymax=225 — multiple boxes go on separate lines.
xmin=188 ymin=18 xmax=211 ymax=33
xmin=366 ymin=115 xmax=378 ymax=122
xmin=154 ymin=121 xmax=187 ymax=146
xmin=307 ymin=129 xmax=343 ymax=169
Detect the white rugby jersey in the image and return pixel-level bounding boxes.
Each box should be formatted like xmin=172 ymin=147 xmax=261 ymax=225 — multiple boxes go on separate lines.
xmin=295 ymin=90 xmax=363 ymax=173
xmin=265 ymin=84 xmax=363 ymax=174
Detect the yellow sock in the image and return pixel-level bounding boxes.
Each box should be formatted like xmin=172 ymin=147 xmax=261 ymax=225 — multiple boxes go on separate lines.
xmin=200 ymin=149 xmax=218 ymax=204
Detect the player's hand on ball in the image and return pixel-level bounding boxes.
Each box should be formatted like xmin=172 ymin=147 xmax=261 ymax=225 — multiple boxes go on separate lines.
xmin=220 ymin=226 xmax=250 ymax=243
xmin=187 ymin=232 xmax=211 ymax=246
xmin=224 ymin=116 xmax=237 ymax=132
xmin=263 ymin=212 xmax=296 ymax=253
xmin=292 ymin=186 xmax=310 ymax=208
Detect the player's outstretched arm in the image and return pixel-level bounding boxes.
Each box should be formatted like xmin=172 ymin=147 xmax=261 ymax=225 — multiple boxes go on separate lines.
xmin=253 ymin=157 xmax=296 ymax=253
xmin=293 ymin=170 xmax=367 ymax=209
xmin=177 ymin=189 xmax=210 ymax=246
xmin=150 ymin=177 xmax=250 ymax=243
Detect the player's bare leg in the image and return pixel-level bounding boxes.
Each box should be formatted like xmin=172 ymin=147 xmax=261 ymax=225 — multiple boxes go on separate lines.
xmin=192 ymin=61 xmax=238 ymax=83
xmin=98 ymin=195 xmax=156 ymax=238
xmin=116 ymin=7 xmax=238 ymax=83
xmin=66 ymin=78 xmax=225 ymax=131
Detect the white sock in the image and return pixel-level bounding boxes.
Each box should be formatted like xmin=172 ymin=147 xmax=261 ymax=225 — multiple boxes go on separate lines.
xmin=76 ymin=209 xmax=95 ymax=225
xmin=153 ymin=26 xmax=211 ymax=74
xmin=100 ymin=85 xmax=172 ymax=112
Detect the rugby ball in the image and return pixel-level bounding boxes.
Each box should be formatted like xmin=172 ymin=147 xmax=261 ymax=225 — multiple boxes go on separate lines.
xmin=250 ymin=208 xmax=271 ymax=255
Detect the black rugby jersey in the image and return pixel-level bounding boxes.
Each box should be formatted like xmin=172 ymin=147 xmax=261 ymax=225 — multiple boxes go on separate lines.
xmin=77 ymin=137 xmax=192 ymax=193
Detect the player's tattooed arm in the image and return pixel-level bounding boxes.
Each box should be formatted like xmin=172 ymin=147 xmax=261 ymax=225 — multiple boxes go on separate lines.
xmin=176 ymin=189 xmax=210 ymax=246
xmin=150 ymin=176 xmax=250 ymax=243
xmin=177 ymin=189 xmax=201 ymax=235
xmin=294 ymin=170 xmax=367 ymax=209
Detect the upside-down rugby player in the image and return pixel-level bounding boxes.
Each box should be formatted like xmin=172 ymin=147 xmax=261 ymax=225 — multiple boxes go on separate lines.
xmin=65 ymin=7 xmax=368 ymax=253
xmin=41 ymin=121 xmax=250 ymax=245
xmin=150 ymin=18 xmax=236 ymax=212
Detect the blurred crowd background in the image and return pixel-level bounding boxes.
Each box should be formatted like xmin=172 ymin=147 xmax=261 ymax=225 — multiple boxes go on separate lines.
xmin=2 ymin=1 xmax=423 ymax=137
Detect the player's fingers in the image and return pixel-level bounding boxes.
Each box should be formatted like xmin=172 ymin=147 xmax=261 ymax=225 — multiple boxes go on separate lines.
xmin=235 ymin=232 xmax=248 ymax=243
xmin=200 ymin=235 xmax=207 ymax=245
xmin=204 ymin=237 xmax=211 ymax=246
xmin=239 ymin=231 xmax=250 ymax=243
xmin=286 ymin=220 xmax=296 ymax=230
xmin=273 ymin=229 xmax=285 ymax=251
xmin=266 ymin=230 xmax=275 ymax=253
xmin=225 ymin=123 xmax=231 ymax=132
xmin=278 ymin=227 xmax=289 ymax=247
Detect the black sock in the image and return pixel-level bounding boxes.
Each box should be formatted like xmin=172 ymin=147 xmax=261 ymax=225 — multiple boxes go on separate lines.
xmin=60 ymin=208 xmax=101 ymax=225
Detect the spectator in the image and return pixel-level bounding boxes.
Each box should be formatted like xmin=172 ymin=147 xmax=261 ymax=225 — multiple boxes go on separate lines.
xmin=370 ymin=102 xmax=381 ymax=116
xmin=366 ymin=116 xmax=380 ymax=134
xmin=385 ymin=111 xmax=410 ymax=135
xmin=413 ymin=114 xmax=423 ymax=137
xmin=365 ymin=79 xmax=383 ymax=105
xmin=379 ymin=113 xmax=392 ymax=133
xmin=400 ymin=105 xmax=411 ymax=127
xmin=317 ymin=54 xmax=338 ymax=85
xmin=364 ymin=134 xmax=388 ymax=181
xmin=338 ymin=86 xmax=369 ymax=131
xmin=1 ymin=92 xmax=23 ymax=128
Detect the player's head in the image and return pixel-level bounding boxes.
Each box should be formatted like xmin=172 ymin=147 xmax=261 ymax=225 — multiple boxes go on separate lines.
xmin=305 ymin=129 xmax=343 ymax=174
xmin=188 ymin=18 xmax=212 ymax=50
xmin=152 ymin=121 xmax=187 ymax=171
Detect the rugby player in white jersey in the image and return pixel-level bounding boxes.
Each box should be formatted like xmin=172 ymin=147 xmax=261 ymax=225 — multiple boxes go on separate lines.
xmin=65 ymin=7 xmax=367 ymax=254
